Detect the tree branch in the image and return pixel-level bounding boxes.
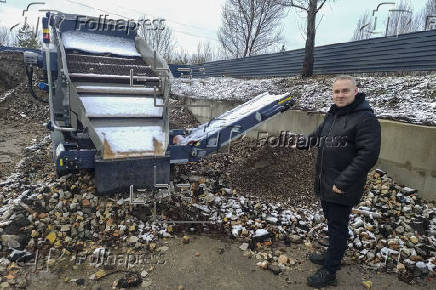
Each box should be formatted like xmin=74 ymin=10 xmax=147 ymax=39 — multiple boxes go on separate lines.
xmin=287 ymin=0 xmax=308 ymax=11
xmin=316 ymin=0 xmax=328 ymax=13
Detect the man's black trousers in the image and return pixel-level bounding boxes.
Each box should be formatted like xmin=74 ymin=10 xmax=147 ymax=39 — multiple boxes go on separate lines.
xmin=321 ymin=200 xmax=352 ymax=274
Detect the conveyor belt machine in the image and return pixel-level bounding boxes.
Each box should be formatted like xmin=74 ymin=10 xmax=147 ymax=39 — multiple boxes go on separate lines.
xmin=23 ymin=12 xmax=295 ymax=195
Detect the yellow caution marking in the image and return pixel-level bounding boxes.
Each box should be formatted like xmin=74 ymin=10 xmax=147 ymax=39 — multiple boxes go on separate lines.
xmin=278 ymin=95 xmax=293 ymax=105
xmin=59 ymin=158 xmax=63 ymax=167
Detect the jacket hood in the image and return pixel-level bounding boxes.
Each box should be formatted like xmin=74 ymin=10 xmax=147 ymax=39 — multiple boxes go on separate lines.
xmin=328 ymin=92 xmax=373 ymax=116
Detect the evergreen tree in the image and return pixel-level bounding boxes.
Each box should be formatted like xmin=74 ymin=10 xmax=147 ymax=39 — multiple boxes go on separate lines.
xmin=15 ymin=23 xmax=40 ymax=48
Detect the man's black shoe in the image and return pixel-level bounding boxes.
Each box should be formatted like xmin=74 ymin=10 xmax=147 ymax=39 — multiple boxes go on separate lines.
xmin=307 ymin=267 xmax=337 ymax=288
xmin=309 ymin=252 xmax=325 ymax=265
xmin=308 ymin=253 xmax=342 ymax=269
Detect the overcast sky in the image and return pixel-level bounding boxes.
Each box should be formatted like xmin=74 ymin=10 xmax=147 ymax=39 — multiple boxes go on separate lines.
xmin=0 ymin=0 xmax=430 ymax=53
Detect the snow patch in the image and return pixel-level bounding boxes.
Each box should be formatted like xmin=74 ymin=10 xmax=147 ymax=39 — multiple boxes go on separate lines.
xmin=81 ymin=96 xmax=163 ymax=117
xmin=96 ymin=126 xmax=164 ymax=154
xmin=62 ymin=31 xmax=140 ymax=57
xmin=172 ymin=75 xmax=436 ymax=126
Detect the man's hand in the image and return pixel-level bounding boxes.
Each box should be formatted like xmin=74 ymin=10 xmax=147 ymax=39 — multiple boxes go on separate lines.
xmin=332 ymin=184 xmax=344 ymax=194
xmin=291 ymin=144 xmax=297 ymax=149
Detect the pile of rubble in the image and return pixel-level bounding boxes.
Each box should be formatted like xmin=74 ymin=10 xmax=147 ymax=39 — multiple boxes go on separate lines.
xmin=350 ymin=169 xmax=436 ymax=284
xmin=0 ymin=134 xmax=434 ymax=287
xmin=0 ymin=137 xmax=176 ymax=288
xmin=168 ymin=97 xmax=200 ymax=129
xmin=174 ymin=168 xmax=436 ymax=285
xmin=178 ymin=138 xmax=318 ymax=205
xmin=0 ymin=82 xmax=49 ymax=124
xmin=0 ymin=52 xmax=48 ymax=124
xmin=0 ymin=52 xmax=25 ymax=97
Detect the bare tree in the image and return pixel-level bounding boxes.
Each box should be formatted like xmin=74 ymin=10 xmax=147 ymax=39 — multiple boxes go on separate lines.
xmin=216 ymin=46 xmax=232 ymax=60
xmin=171 ymin=48 xmax=191 ymax=65
xmin=352 ymin=0 xmax=434 ymax=39
xmin=351 ymin=10 xmax=373 ymax=41
xmin=281 ymin=0 xmax=330 ymax=78
xmin=0 ymin=26 xmax=8 ymax=46
xmin=414 ymin=0 xmax=436 ymax=31
xmin=0 ymin=22 xmax=18 ymax=47
xmin=191 ymin=41 xmax=214 ymax=64
xmin=385 ymin=0 xmax=415 ymax=37
xmin=137 ymin=18 xmax=176 ymax=62
xmin=217 ymin=0 xmax=286 ymax=59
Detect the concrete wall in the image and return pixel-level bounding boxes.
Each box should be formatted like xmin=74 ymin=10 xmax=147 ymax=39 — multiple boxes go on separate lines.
xmin=184 ymin=97 xmax=436 ymax=201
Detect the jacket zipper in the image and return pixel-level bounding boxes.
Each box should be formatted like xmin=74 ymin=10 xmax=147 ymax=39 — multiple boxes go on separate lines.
xmin=319 ymin=114 xmax=337 ymax=192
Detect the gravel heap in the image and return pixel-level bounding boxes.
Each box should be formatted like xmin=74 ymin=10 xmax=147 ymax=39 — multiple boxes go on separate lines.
xmin=352 ymin=169 xmax=436 ymax=284
xmin=0 ymin=52 xmax=48 ymax=124
xmin=0 ymin=82 xmax=49 ymax=124
xmin=178 ymin=138 xmax=318 ymax=206
xmin=0 ymin=52 xmax=26 ymax=97
xmin=168 ymin=97 xmax=200 ymax=129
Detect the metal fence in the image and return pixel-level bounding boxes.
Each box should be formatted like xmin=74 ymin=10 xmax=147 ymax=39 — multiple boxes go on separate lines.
xmin=0 ymin=46 xmax=41 ymax=54
xmin=168 ymin=64 xmax=193 ymax=78
xmin=3 ymin=29 xmax=435 ymax=78
xmin=175 ymin=30 xmax=436 ymax=78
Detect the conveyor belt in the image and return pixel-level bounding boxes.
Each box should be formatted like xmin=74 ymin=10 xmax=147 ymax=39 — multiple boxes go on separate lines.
xmin=67 ymin=53 xmax=156 ymax=76
xmin=51 ymin=13 xmax=294 ymax=194
xmin=179 ymin=92 xmax=294 ymax=148
xmin=49 ymin=12 xmax=173 ymax=194
xmin=66 ymin=51 xmax=168 ymax=160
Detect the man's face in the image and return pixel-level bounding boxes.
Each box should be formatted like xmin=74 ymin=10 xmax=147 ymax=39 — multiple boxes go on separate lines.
xmin=332 ymin=79 xmax=358 ymax=108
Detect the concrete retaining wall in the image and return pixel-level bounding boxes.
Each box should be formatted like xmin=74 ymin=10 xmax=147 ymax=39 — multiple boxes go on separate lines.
xmin=183 ymin=97 xmax=436 ymax=201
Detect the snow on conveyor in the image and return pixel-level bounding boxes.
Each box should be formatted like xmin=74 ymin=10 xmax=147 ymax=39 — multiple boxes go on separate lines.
xmin=62 ymin=31 xmax=140 ymax=57
xmin=80 ymin=96 xmax=164 ymax=117
xmin=181 ymin=92 xmax=288 ymax=144
xmin=95 ymin=126 xmax=164 ymax=154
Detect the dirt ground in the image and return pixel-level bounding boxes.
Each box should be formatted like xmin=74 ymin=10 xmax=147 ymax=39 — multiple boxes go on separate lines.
xmin=25 ymin=235 xmax=434 ymax=289
xmin=0 ymin=120 xmax=46 ymax=179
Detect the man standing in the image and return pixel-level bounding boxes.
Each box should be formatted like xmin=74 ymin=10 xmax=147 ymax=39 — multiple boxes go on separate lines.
xmin=294 ymin=75 xmax=381 ymax=288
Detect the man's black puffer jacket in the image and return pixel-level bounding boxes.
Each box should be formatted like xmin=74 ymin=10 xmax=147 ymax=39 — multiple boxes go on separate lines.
xmin=298 ymin=92 xmax=381 ymax=206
